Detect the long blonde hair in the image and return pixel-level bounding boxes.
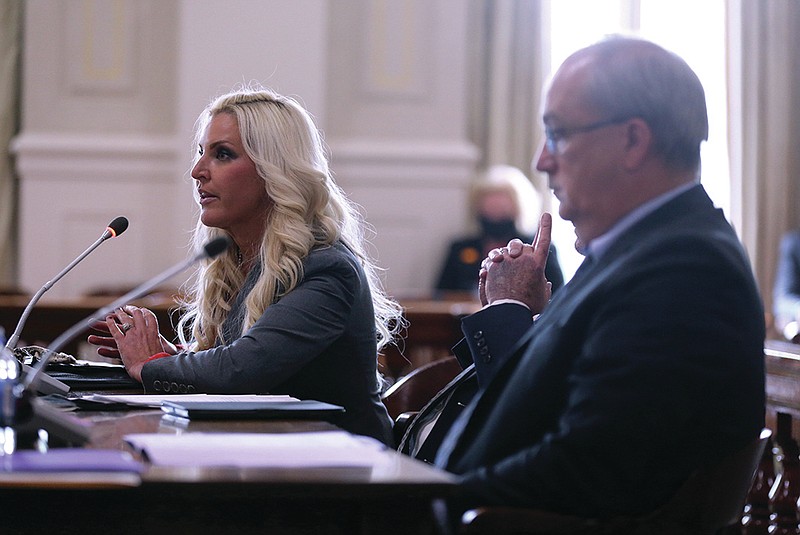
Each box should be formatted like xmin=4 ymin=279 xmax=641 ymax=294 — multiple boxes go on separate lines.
xmin=177 ymin=87 xmax=402 ymax=354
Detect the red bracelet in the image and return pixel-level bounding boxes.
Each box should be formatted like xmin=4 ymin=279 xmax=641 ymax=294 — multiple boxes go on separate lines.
xmin=145 ymin=352 xmax=172 ymax=363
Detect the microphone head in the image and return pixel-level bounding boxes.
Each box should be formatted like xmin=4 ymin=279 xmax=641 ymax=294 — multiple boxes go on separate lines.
xmin=203 ymin=236 xmax=232 ymax=259
xmin=107 ymin=216 xmax=129 ymax=238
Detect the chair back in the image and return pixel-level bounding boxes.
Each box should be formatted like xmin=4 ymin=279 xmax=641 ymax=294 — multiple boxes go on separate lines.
xmin=460 ymin=428 xmax=772 ymax=535
xmin=640 ymin=427 xmax=772 ymax=533
xmin=381 ymin=356 xmax=462 ymax=420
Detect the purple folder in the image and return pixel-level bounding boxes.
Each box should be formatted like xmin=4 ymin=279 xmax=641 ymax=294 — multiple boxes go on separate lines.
xmin=4 ymin=448 xmax=143 ymax=473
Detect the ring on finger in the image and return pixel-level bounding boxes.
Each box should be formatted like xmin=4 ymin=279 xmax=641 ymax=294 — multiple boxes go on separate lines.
xmin=120 ymin=322 xmax=133 ymax=334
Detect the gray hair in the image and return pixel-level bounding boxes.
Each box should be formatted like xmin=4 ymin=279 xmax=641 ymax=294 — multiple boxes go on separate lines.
xmin=568 ymin=36 xmax=708 ymax=172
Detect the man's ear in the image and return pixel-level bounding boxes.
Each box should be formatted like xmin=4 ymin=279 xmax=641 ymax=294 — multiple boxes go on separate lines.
xmin=621 ymin=118 xmax=653 ymax=170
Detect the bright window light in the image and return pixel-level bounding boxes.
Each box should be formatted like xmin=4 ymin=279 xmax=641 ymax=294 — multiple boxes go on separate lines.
xmin=546 ymin=0 xmax=729 ymax=280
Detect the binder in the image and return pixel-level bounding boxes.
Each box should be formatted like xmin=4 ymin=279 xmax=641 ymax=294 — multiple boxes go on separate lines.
xmin=160 ymin=399 xmax=345 ymax=420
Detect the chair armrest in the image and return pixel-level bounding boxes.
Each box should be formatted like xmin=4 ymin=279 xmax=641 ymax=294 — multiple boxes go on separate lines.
xmin=460 ymin=507 xmax=602 ymax=534
xmin=393 ymin=411 xmax=419 ymax=449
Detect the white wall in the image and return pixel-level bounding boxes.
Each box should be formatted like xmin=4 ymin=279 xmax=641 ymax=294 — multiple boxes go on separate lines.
xmin=14 ymin=0 xmax=181 ymax=299
xmin=12 ymin=0 xmax=477 ymax=300
xmin=325 ymin=0 xmax=477 ymax=294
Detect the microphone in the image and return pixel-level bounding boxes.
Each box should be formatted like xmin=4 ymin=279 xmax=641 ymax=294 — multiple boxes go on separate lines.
xmin=20 ymin=236 xmax=232 ymax=394
xmin=4 ymin=216 xmax=130 ymax=351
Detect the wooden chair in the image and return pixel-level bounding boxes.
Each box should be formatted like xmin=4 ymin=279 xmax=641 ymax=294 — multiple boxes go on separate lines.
xmin=460 ymin=428 xmax=772 ymax=535
xmin=381 ymin=356 xmax=462 ymax=422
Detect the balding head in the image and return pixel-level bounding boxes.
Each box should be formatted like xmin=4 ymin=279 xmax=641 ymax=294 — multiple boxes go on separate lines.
xmin=559 ymin=36 xmax=708 ymax=173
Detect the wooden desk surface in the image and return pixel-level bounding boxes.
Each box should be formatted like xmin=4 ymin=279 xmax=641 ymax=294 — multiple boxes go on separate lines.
xmin=1 ymin=402 xmax=455 ymax=534
xmin=0 ymin=295 xmax=462 ymax=531
xmin=80 ymin=409 xmax=452 ymax=485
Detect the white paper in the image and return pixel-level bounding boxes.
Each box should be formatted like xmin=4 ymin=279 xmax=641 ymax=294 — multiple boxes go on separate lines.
xmin=80 ymin=393 xmax=298 ymax=408
xmin=124 ymin=431 xmax=389 ymax=468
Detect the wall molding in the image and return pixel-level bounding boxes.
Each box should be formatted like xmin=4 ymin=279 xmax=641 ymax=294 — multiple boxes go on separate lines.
xmin=328 ymin=137 xmax=479 ymax=185
xmin=11 ymin=132 xmax=180 ymax=182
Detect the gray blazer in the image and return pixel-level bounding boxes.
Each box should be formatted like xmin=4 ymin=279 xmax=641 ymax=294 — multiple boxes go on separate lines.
xmin=141 ymin=242 xmax=393 ymax=445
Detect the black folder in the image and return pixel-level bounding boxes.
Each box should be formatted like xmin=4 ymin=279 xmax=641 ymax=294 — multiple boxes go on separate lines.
xmin=46 ymin=363 xmax=140 ymax=390
xmin=160 ymin=399 xmax=345 ymax=420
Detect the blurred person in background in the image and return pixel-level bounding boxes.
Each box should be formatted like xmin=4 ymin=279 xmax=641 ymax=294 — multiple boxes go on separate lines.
xmin=435 ymin=164 xmax=563 ymax=297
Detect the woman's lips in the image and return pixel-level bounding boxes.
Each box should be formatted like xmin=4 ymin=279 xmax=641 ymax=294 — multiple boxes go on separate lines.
xmin=198 ymin=190 xmax=218 ymax=205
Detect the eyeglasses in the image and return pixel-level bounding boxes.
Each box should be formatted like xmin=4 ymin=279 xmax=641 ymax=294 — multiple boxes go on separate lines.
xmin=544 ymin=117 xmax=629 ymax=155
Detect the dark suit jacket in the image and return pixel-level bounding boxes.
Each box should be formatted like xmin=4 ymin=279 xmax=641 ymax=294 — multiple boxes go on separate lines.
xmin=141 ymin=242 xmax=394 ymax=445
xmin=398 ymin=304 xmax=532 ymax=461
xmin=436 ymin=185 xmax=766 ymax=518
xmin=773 ymin=229 xmax=800 ymax=331
xmin=436 ymin=236 xmax=565 ymax=294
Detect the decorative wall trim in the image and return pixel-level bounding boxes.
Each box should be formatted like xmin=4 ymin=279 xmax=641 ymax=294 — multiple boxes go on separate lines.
xmin=11 ymin=132 xmax=180 ymax=182
xmin=64 ymin=0 xmax=136 ymax=94
xmin=362 ymin=0 xmax=431 ymax=98
xmin=328 ymin=137 xmax=479 ymax=185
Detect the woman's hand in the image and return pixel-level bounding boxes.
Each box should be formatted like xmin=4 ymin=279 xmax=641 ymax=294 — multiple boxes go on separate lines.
xmin=89 ymin=305 xmax=176 ymax=382
xmin=87 ymin=319 xmax=122 ymax=360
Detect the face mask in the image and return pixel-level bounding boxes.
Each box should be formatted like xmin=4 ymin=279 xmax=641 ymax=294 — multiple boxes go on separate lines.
xmin=479 ymin=217 xmax=517 ymax=239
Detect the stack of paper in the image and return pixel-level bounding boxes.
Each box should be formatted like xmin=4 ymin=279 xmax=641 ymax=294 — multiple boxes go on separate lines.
xmin=124 ymin=431 xmax=388 ymax=468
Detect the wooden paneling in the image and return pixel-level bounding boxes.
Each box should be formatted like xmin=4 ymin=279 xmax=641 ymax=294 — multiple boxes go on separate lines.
xmin=380 ymin=298 xmax=479 ymax=379
xmin=765 ymin=339 xmax=800 ymax=437
xmin=0 ymin=294 xmax=180 ymax=357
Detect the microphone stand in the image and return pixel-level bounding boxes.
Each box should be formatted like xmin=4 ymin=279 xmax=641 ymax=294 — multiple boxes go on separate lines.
xmin=5 ymin=216 xmax=128 ymax=351
xmin=3 ymin=237 xmax=230 ymax=451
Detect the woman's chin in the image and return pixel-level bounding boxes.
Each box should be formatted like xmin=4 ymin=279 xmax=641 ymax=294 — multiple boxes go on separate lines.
xmin=199 ymin=210 xmax=222 ymax=228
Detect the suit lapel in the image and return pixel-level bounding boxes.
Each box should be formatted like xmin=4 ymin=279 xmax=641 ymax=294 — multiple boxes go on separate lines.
xmin=502 ymin=252 xmax=597 ymax=358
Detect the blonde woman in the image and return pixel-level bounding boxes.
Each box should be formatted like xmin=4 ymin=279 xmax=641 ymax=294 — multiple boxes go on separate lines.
xmin=88 ymin=87 xmax=402 ymax=444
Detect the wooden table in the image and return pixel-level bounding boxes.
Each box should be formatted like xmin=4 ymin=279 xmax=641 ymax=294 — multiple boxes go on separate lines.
xmin=0 ymin=398 xmax=456 ymax=534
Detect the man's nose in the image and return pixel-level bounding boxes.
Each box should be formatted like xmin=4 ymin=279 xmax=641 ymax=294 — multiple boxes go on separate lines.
xmin=535 ymin=142 xmax=554 ymax=173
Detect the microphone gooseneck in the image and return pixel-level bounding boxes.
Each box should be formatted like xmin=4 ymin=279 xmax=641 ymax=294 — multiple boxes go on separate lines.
xmin=20 ymin=236 xmax=231 ymax=394
xmin=4 ymin=216 xmax=130 ymax=351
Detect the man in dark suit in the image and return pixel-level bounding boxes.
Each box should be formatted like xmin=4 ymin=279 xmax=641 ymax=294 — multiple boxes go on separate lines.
xmin=424 ymin=36 xmax=766 ymax=524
